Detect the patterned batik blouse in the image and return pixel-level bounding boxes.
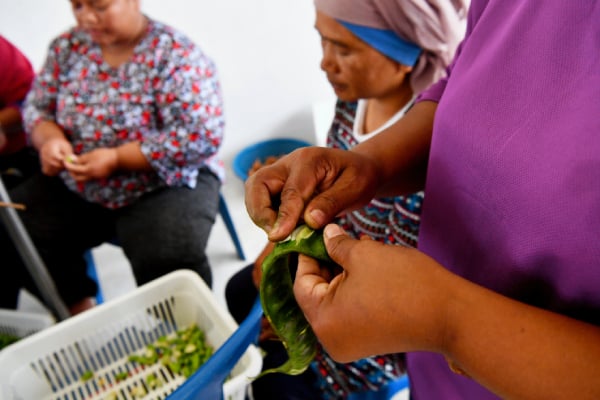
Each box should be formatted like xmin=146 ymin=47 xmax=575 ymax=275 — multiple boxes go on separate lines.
xmin=23 ymin=18 xmax=225 ymax=209
xmin=328 ymin=100 xmax=423 ymax=248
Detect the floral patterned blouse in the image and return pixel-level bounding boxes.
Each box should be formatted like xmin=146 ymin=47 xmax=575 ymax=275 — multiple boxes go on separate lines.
xmin=23 ymin=18 xmax=225 ymax=209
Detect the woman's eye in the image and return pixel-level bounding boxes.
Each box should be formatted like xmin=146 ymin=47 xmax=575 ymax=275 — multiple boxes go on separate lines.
xmin=91 ymin=0 xmax=111 ymax=11
xmin=94 ymin=3 xmax=110 ymax=11
xmin=332 ymin=43 xmax=352 ymax=57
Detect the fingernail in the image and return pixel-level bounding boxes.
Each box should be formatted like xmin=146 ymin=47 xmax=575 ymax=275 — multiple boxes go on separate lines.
xmin=308 ymin=209 xmax=326 ymax=225
xmin=324 ymin=224 xmax=344 ymax=238
xmin=268 ymin=220 xmax=279 ymax=236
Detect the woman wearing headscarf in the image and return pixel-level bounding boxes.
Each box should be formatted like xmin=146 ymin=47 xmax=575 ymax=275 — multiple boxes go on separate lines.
xmin=315 ymin=0 xmax=466 ymax=250
xmin=226 ymin=0 xmax=467 ymax=398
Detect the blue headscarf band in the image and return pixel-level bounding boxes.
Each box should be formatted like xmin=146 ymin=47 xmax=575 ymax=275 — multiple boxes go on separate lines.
xmin=339 ymin=21 xmax=422 ymax=67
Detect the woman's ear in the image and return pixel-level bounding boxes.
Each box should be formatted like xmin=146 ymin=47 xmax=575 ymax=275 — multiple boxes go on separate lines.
xmin=397 ymin=63 xmax=413 ymax=75
xmin=392 ymin=62 xmax=413 ymax=87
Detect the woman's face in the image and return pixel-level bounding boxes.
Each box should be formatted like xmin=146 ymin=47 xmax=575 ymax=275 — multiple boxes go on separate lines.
xmin=70 ymin=0 xmax=141 ymax=47
xmin=315 ymin=11 xmax=411 ymax=102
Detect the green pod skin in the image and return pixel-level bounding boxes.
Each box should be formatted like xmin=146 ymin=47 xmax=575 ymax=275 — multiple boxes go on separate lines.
xmin=257 ymin=224 xmax=334 ymax=377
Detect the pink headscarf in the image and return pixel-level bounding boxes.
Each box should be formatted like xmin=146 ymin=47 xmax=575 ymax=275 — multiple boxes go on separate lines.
xmin=314 ymin=0 xmax=468 ymax=93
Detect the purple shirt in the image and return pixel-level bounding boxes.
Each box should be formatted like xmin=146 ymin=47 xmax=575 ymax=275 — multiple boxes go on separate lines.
xmin=411 ymin=1 xmax=600 ymax=398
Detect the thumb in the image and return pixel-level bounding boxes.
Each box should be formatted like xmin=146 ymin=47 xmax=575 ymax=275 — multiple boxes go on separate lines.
xmin=322 ymin=224 xmax=356 ymax=270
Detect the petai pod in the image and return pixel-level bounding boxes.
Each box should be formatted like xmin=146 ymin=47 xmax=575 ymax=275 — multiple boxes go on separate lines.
xmin=257 ymin=224 xmax=334 ymax=377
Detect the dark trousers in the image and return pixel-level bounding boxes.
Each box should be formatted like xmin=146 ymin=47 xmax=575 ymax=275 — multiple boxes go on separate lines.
xmin=0 ymin=147 xmax=39 ymax=190
xmin=0 ymin=170 xmax=220 ymax=309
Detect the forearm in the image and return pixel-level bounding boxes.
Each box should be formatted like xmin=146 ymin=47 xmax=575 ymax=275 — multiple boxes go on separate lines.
xmin=439 ymin=274 xmax=600 ymax=399
xmin=0 ymin=108 xmax=26 ymax=154
xmin=115 ymin=141 xmax=152 ymax=171
xmin=30 ymin=120 xmax=66 ymax=150
xmin=0 ymin=107 xmax=24 ymax=135
xmin=352 ymin=100 xmax=436 ymax=197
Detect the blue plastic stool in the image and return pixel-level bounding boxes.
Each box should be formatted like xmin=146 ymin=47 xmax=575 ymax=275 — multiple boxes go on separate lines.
xmin=84 ymin=250 xmax=104 ymax=305
xmin=218 ymin=192 xmax=245 ymax=260
xmin=168 ymin=296 xmax=262 ymax=400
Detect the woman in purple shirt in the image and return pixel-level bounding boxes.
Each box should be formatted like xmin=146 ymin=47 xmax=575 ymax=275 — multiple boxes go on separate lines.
xmin=244 ymin=1 xmax=600 ymax=398
xmin=0 ymin=0 xmax=224 ymax=315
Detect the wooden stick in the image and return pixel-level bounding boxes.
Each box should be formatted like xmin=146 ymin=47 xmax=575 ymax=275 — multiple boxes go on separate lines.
xmin=0 ymin=201 xmax=26 ymax=210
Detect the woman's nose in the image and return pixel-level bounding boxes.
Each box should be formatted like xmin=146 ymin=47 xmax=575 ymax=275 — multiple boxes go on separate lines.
xmin=76 ymin=6 xmax=99 ymax=25
xmin=320 ymin=45 xmax=335 ymax=73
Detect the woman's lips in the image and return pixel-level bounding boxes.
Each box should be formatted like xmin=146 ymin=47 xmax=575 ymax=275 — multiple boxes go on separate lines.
xmin=86 ymin=29 xmax=103 ymax=38
xmin=329 ymin=81 xmax=346 ymax=93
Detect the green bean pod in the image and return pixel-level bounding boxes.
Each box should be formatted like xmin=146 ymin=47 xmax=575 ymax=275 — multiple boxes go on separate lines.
xmin=257 ymin=224 xmax=334 ymax=377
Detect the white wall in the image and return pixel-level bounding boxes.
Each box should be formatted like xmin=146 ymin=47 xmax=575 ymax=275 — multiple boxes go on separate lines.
xmin=0 ymin=0 xmax=334 ymax=170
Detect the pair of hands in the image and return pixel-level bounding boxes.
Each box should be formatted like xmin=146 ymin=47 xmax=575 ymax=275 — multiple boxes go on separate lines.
xmin=244 ymin=146 xmax=450 ymax=361
xmin=39 ymin=136 xmax=118 ymax=181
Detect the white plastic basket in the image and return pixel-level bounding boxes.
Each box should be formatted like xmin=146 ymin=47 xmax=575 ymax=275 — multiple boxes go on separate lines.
xmin=0 ymin=309 xmax=55 ymax=351
xmin=0 ymin=270 xmax=262 ymax=400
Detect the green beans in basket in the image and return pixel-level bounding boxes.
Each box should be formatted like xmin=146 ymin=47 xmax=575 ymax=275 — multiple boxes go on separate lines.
xmin=0 ymin=333 xmax=20 ymax=351
xmin=258 ymin=224 xmax=337 ymax=377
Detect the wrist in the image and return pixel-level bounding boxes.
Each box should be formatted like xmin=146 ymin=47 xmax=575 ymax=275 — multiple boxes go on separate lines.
xmin=32 ymin=120 xmax=65 ymax=150
xmin=113 ymin=147 xmax=121 ymax=172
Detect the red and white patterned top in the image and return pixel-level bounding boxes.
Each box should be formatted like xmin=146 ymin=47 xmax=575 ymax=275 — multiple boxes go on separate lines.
xmin=23 ymin=18 xmax=225 ymax=209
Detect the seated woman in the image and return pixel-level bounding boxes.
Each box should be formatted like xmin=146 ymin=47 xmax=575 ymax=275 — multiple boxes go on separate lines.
xmin=226 ymin=0 xmax=467 ymax=398
xmin=0 ymin=0 xmax=225 ymax=316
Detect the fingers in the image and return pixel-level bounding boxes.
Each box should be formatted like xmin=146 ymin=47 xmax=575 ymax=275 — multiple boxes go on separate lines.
xmin=293 ymin=254 xmax=331 ymax=323
xmin=39 ymin=138 xmax=73 ymax=176
xmin=278 ymin=148 xmax=347 ymax=232
xmin=321 ymin=223 xmax=355 ymax=265
xmin=245 ymin=151 xmax=309 ymax=241
xmin=244 ymin=171 xmax=287 ymax=236
xmin=244 ymin=147 xmax=379 ymax=241
xmin=41 ymin=157 xmax=62 ymax=174
xmin=303 ymin=151 xmax=379 ymax=226
xmin=63 ymin=156 xmax=90 ymax=182
xmin=41 ymin=152 xmax=68 ymax=176
xmin=276 ymin=148 xmax=380 ymax=238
